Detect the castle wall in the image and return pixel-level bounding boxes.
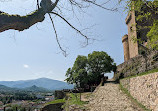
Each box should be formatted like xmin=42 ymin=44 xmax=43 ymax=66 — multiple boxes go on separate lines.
xmin=120 ymin=72 xmax=158 ymax=111
xmin=126 ymin=11 xmax=139 ymax=58
xmin=114 ymin=51 xmax=158 ymax=79
xmin=42 ymin=103 xmax=63 ymax=111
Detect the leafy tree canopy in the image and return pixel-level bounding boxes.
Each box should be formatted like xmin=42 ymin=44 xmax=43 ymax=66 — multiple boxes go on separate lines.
xmin=65 ymin=51 xmax=116 ymax=88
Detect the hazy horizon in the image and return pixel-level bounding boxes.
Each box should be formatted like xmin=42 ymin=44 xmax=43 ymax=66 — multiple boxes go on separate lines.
xmin=0 ymin=77 xmax=65 ymax=82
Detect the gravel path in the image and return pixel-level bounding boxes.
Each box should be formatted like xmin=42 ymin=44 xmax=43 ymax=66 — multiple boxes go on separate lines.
xmin=87 ymin=82 xmax=143 ymax=111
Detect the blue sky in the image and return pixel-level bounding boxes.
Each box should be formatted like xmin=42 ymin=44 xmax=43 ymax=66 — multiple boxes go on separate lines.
xmin=0 ymin=0 xmax=127 ymax=81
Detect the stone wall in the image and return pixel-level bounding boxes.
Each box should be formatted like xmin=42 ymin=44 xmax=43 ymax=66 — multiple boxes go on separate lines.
xmin=114 ymin=51 xmax=158 ymax=80
xmin=42 ymin=103 xmax=63 ymax=111
xmin=55 ymin=90 xmax=65 ymax=99
xmin=120 ymin=72 xmax=158 ymax=111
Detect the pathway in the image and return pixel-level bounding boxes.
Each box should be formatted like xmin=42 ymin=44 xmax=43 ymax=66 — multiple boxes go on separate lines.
xmin=86 ymin=82 xmax=143 ymax=111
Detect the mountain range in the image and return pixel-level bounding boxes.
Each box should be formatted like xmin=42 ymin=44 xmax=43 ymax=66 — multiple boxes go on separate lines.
xmin=0 ymin=78 xmax=74 ymax=90
xmin=0 ymin=84 xmax=47 ymax=92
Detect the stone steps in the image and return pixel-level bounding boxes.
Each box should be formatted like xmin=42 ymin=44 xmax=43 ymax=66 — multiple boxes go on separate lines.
xmin=87 ymin=83 xmax=143 ymax=111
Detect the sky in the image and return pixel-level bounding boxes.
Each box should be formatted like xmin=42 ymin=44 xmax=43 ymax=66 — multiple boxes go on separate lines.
xmin=0 ymin=0 xmax=127 ymax=81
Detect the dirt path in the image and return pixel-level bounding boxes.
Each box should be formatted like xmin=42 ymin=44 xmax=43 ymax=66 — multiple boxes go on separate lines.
xmin=86 ymin=82 xmax=143 ymax=111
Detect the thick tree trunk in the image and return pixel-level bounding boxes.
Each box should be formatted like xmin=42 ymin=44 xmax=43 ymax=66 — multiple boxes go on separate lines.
xmin=0 ymin=0 xmax=59 ymax=32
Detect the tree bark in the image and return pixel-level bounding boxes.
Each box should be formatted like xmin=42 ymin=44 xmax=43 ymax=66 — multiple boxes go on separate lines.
xmin=0 ymin=0 xmax=59 ymax=32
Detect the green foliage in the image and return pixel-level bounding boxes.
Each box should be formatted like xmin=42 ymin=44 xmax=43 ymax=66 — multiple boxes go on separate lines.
xmin=65 ymin=55 xmax=88 ymax=88
xmin=123 ymin=0 xmax=158 ymax=50
xmin=63 ymin=93 xmax=88 ymax=111
xmin=87 ymin=51 xmax=115 ymax=84
xmin=45 ymin=99 xmax=65 ymax=105
xmin=147 ymin=20 xmax=158 ymax=50
xmin=6 ymin=104 xmax=26 ymax=111
xmin=65 ymin=51 xmax=116 ymax=88
xmin=68 ymin=93 xmax=87 ymax=105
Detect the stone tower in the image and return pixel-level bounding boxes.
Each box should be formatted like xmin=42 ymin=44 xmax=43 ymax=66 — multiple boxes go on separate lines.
xmin=122 ymin=1 xmax=158 ymax=62
xmin=122 ymin=11 xmax=139 ymax=61
xmin=122 ymin=34 xmax=130 ymax=61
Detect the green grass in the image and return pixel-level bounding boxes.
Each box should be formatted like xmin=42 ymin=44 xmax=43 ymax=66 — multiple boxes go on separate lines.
xmin=63 ymin=93 xmax=88 ymax=111
xmin=45 ymin=99 xmax=65 ymax=105
xmin=119 ymin=83 xmax=151 ymax=111
xmin=123 ymin=68 xmax=158 ymax=80
xmin=68 ymin=93 xmax=88 ymax=105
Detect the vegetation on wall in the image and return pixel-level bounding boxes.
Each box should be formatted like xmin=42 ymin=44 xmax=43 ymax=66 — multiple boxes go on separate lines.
xmin=122 ymin=68 xmax=158 ymax=79
xmin=45 ymin=99 xmax=65 ymax=105
xmin=122 ymin=0 xmax=158 ymax=50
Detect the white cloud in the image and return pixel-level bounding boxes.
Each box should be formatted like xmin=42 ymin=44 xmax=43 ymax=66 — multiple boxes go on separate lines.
xmin=23 ymin=64 xmax=29 ymax=68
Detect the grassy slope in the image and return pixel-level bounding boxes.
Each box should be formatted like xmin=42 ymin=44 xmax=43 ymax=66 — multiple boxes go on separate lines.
xmin=64 ymin=93 xmax=89 ymax=111
xmin=45 ymin=99 xmax=65 ymax=105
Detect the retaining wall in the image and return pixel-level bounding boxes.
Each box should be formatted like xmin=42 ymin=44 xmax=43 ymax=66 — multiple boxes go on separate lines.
xmin=42 ymin=103 xmax=63 ymax=111
xmin=120 ymin=72 xmax=158 ymax=111
xmin=114 ymin=51 xmax=158 ymax=80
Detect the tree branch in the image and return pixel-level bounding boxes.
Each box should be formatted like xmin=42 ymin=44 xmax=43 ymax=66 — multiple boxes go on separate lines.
xmin=37 ymin=0 xmax=40 ymax=9
xmin=48 ymin=13 xmax=67 ymax=57
xmin=0 ymin=0 xmax=59 ymax=33
xmin=50 ymin=11 xmax=89 ymax=46
xmin=83 ymin=0 xmax=118 ymax=11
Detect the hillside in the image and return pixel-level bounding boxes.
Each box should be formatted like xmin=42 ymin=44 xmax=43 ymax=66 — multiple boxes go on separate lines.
xmin=0 ymin=78 xmax=74 ymax=90
xmin=0 ymin=84 xmax=16 ymax=92
xmin=24 ymin=85 xmax=49 ymax=92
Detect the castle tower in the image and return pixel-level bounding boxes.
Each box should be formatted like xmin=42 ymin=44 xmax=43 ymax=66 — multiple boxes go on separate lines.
xmin=122 ymin=11 xmax=139 ymax=62
xmin=125 ymin=11 xmax=139 ymax=59
xmin=122 ymin=34 xmax=130 ymax=61
xmin=122 ymin=1 xmax=158 ymax=62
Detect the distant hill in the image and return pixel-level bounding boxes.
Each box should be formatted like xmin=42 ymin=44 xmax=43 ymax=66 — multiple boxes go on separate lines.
xmin=24 ymin=85 xmax=49 ymax=92
xmin=0 ymin=84 xmax=19 ymax=92
xmin=0 ymin=78 xmax=74 ymax=90
xmin=0 ymin=84 xmax=49 ymax=93
xmin=0 ymin=84 xmax=13 ymax=91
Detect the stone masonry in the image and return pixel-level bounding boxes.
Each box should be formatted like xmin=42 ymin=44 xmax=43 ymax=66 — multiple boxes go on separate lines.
xmin=123 ymin=11 xmax=139 ymax=61
xmin=120 ymin=72 xmax=158 ymax=111
xmin=114 ymin=51 xmax=158 ymax=79
xmin=87 ymin=82 xmax=143 ymax=111
xmin=122 ymin=3 xmax=158 ymax=62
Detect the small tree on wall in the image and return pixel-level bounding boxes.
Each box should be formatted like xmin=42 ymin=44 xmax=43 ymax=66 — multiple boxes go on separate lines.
xmin=65 ymin=51 xmax=116 ymax=89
